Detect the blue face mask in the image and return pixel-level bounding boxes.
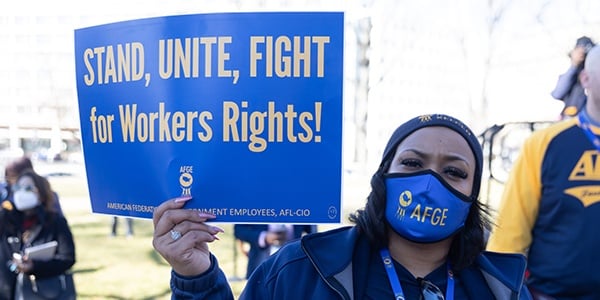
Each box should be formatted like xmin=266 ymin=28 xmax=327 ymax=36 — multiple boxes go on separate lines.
xmin=384 ymin=170 xmax=473 ymax=243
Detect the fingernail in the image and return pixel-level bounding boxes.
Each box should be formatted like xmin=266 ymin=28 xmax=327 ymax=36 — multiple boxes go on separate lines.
xmin=198 ymin=212 xmax=216 ymax=218
xmin=174 ymin=195 xmax=192 ymax=203
xmin=211 ymin=226 xmax=224 ymax=233
xmin=213 ymin=235 xmax=220 ymax=241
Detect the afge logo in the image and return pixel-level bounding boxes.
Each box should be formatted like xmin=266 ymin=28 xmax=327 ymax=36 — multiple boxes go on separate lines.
xmin=394 ymin=189 xmax=449 ymax=226
xmin=179 ymin=165 xmax=194 ymax=196
xmin=395 ymin=190 xmax=412 ymax=220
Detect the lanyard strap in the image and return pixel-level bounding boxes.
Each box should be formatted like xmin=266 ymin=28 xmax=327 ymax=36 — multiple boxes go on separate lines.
xmin=379 ymin=248 xmax=454 ymax=300
xmin=578 ymin=113 xmax=600 ymax=151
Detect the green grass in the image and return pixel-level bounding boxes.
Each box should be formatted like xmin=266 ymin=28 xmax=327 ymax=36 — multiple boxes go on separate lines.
xmin=66 ymin=211 xmax=247 ymax=299
xmin=48 ymin=174 xmax=248 ymax=299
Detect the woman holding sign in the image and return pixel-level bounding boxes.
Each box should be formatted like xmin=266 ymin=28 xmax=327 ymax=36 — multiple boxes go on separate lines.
xmin=152 ymin=114 xmax=532 ymax=299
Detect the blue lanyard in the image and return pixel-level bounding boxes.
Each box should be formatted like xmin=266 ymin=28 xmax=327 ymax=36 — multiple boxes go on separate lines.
xmin=578 ymin=113 xmax=600 ymax=151
xmin=379 ymin=248 xmax=454 ymax=300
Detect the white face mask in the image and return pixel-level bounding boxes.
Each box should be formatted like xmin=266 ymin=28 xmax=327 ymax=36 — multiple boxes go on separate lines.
xmin=13 ymin=190 xmax=40 ymax=211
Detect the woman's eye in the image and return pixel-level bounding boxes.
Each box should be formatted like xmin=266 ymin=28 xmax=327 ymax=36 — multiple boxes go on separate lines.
xmin=401 ymin=159 xmax=422 ymax=168
xmin=445 ymin=167 xmax=467 ymax=179
xmin=13 ymin=185 xmax=34 ymax=192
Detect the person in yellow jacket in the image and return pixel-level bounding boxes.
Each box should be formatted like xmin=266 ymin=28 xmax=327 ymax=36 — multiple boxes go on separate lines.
xmin=488 ymin=45 xmax=600 ymax=299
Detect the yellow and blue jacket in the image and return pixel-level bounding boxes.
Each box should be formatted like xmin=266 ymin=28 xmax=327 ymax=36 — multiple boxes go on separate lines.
xmin=488 ymin=116 xmax=600 ymax=298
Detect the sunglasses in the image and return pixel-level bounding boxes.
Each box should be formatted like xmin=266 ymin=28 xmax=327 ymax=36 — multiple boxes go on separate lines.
xmin=417 ymin=278 xmax=445 ymax=300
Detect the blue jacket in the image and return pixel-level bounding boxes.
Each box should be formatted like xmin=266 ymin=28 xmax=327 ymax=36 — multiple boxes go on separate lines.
xmin=551 ymin=65 xmax=586 ymax=117
xmin=171 ymin=226 xmax=531 ymax=299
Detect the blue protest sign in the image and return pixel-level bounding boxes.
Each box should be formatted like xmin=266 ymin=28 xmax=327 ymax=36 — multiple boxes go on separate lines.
xmin=74 ymin=12 xmax=344 ymax=223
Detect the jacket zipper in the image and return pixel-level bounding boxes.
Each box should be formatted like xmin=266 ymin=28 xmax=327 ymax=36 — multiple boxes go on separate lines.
xmin=302 ymin=243 xmax=351 ymax=300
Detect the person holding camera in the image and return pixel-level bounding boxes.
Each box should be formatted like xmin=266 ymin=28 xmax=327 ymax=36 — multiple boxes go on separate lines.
xmin=551 ymin=36 xmax=595 ymax=118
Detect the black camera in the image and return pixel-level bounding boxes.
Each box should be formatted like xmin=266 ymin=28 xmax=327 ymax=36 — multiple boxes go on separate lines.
xmin=576 ymin=36 xmax=595 ymax=54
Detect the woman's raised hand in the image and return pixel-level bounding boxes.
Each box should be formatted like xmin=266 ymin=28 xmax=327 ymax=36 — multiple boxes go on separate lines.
xmin=152 ymin=196 xmax=224 ymax=276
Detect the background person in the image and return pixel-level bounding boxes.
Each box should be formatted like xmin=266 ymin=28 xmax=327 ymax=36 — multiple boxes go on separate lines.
xmin=0 ymin=169 xmax=76 ymax=299
xmin=110 ymin=216 xmax=134 ymax=238
xmin=4 ymin=156 xmax=63 ymax=215
xmin=233 ymin=224 xmax=316 ymax=279
xmin=152 ymin=114 xmax=532 ymax=299
xmin=488 ymin=46 xmax=600 ymax=299
xmin=551 ymin=36 xmax=595 ymax=118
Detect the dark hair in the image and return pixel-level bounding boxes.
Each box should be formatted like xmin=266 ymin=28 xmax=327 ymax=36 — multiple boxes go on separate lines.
xmin=16 ymin=169 xmax=57 ymax=214
xmin=4 ymin=156 xmax=34 ymax=183
xmin=349 ymin=114 xmax=492 ymax=270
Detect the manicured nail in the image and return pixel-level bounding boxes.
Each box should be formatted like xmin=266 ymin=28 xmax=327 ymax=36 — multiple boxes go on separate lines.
xmin=198 ymin=212 xmax=216 ymax=218
xmin=213 ymin=235 xmax=220 ymax=241
xmin=211 ymin=226 xmax=224 ymax=233
xmin=174 ymin=195 xmax=192 ymax=203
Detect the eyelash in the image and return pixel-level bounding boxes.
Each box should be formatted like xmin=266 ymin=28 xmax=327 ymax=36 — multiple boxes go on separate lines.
xmin=401 ymin=158 xmax=422 ymax=168
xmin=399 ymin=159 xmax=468 ymax=179
xmin=445 ymin=167 xmax=468 ymax=179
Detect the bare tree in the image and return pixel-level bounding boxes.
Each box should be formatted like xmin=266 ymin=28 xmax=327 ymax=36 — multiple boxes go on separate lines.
xmin=352 ymin=16 xmax=372 ymax=165
xmin=476 ymin=0 xmax=513 ymax=124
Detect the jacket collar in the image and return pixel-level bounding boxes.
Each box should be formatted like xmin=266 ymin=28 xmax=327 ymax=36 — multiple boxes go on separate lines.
xmin=301 ymin=226 xmax=358 ymax=300
xmin=477 ymin=251 xmax=528 ymax=299
xmin=301 ymin=226 xmax=528 ymax=300
xmin=301 ymin=226 xmax=358 ymax=277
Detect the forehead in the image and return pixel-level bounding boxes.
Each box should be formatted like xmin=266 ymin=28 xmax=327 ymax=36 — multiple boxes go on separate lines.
xmin=397 ymin=127 xmax=475 ymax=161
xmin=6 ymin=169 xmax=19 ymax=176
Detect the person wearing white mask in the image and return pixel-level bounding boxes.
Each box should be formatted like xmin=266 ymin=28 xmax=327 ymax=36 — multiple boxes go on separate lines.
xmin=0 ymin=169 xmax=76 ymax=300
xmin=4 ymin=156 xmax=64 ymax=215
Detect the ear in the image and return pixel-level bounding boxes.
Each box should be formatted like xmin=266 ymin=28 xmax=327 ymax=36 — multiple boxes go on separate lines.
xmin=580 ymin=70 xmax=590 ymax=89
